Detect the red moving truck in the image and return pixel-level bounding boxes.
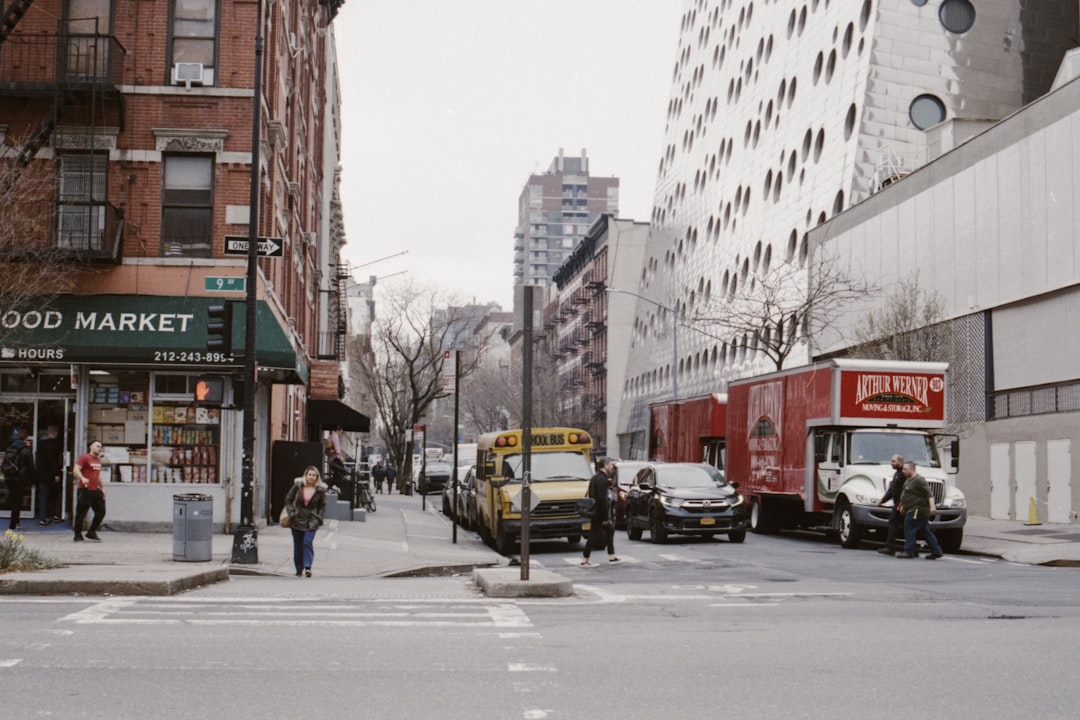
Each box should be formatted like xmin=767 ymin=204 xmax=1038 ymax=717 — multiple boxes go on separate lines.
xmin=648 ymin=393 xmax=727 ymax=467
xmin=726 ymin=359 xmax=966 ymax=551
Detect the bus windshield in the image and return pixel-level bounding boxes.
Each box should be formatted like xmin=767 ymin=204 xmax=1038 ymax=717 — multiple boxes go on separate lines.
xmin=848 ymin=432 xmax=941 ymax=468
xmin=502 ymin=451 xmax=592 ymax=482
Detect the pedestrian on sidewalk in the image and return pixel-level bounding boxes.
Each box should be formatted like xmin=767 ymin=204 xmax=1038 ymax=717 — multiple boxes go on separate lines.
xmin=372 ymin=461 xmax=386 ymax=494
xmin=876 ymin=454 xmax=906 ymax=556
xmin=897 ymin=461 xmax=944 ymax=560
xmin=581 ymin=457 xmax=618 ymax=566
xmin=36 ymin=424 xmax=64 ymax=526
xmin=284 ymin=465 xmax=328 ymax=577
xmin=4 ymin=428 xmax=34 ymax=531
xmin=73 ymin=440 xmax=106 ymax=542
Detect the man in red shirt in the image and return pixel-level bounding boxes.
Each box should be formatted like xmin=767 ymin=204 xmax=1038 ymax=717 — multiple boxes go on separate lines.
xmin=73 ymin=440 xmax=106 ymax=542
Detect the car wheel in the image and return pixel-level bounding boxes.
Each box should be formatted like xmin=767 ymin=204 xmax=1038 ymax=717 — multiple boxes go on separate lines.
xmin=836 ymin=500 xmax=863 ymax=549
xmin=938 ymin=528 xmax=963 ymax=553
xmin=728 ymin=528 xmax=746 ymax=543
xmin=627 ymin=516 xmax=642 ymax=541
xmin=649 ymin=508 xmax=667 ymax=544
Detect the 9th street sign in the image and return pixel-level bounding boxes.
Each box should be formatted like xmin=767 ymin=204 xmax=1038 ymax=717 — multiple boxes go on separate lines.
xmin=224 ymin=235 xmax=284 ymax=257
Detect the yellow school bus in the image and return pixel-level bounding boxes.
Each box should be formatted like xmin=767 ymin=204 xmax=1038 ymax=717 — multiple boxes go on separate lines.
xmin=474 ymin=427 xmax=593 ymax=556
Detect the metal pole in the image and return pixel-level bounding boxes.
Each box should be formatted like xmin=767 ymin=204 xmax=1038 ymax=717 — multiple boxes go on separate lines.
xmin=231 ymin=0 xmax=262 ymax=563
xmin=520 ymin=287 xmax=534 ymax=581
xmin=451 ymin=350 xmax=460 ymax=544
xmin=672 ymin=311 xmax=678 ymax=402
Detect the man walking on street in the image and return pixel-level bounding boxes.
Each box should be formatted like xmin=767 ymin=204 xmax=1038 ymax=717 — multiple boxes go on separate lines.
xmin=876 ymin=454 xmax=906 ymax=556
xmin=73 ymin=440 xmax=106 ymax=542
xmin=897 ymin=461 xmax=944 ymax=560
xmin=581 ymin=457 xmax=619 ymax=566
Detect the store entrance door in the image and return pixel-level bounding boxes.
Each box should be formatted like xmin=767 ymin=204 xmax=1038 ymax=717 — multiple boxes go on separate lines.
xmin=0 ymin=397 xmax=74 ymax=523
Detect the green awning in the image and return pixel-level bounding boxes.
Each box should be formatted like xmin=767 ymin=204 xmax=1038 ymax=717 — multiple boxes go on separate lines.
xmin=0 ymin=294 xmax=308 ymax=383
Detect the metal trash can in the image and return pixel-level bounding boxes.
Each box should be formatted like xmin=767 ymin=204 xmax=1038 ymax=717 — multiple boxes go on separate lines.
xmin=173 ymin=493 xmax=213 ymax=562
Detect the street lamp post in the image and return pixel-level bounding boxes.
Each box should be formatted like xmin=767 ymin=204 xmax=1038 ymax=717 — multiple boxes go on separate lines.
xmin=606 ymin=288 xmax=678 ymax=402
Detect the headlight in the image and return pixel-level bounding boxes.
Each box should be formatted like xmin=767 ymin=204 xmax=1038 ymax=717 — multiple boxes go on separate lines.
xmin=659 ymin=494 xmax=683 ymax=507
xmin=941 ymin=495 xmax=966 ymax=509
xmin=730 ymin=494 xmax=744 ymax=507
xmin=853 ymin=494 xmax=881 ymax=505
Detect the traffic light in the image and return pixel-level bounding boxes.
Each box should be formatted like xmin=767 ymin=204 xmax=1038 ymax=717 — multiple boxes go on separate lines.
xmin=206 ymin=301 xmax=233 ymax=354
xmin=194 ymin=376 xmax=224 ymax=406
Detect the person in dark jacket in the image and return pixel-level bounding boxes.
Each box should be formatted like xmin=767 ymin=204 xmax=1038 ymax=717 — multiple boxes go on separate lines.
xmin=581 ymin=457 xmax=618 ymax=566
xmin=36 ymin=424 xmax=64 ymax=526
xmin=4 ymin=428 xmax=34 ymax=531
xmin=897 ymin=461 xmax=944 ymax=560
xmin=876 ymin=454 xmax=906 ymax=556
xmin=372 ymin=461 xmax=386 ymax=494
xmin=283 ymin=466 xmax=328 ymax=577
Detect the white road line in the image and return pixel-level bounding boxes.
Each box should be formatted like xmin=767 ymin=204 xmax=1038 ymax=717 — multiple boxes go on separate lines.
xmin=508 ymin=663 xmax=557 ymax=672
xmin=0 ymin=659 xmax=22 ymax=667
xmin=59 ymin=598 xmax=137 ymax=624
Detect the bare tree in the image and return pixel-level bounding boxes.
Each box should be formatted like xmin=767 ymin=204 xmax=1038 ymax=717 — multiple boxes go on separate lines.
xmin=691 ymin=252 xmax=875 ymax=370
xmin=851 ymin=271 xmax=947 ymax=360
xmin=352 ymin=280 xmax=496 ymax=488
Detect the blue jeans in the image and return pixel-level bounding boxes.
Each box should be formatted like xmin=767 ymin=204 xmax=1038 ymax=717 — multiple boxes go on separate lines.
xmin=291 ymin=527 xmax=317 ymax=573
xmin=903 ymin=510 xmax=943 ymax=556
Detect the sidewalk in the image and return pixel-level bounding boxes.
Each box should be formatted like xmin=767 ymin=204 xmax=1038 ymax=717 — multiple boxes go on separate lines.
xmin=1 ymin=498 xmax=1077 ymax=596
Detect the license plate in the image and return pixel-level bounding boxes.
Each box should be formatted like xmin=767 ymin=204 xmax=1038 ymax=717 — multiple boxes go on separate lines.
xmin=582 ymin=522 xmax=591 ymax=531
xmin=699 ymin=517 xmax=716 ymax=526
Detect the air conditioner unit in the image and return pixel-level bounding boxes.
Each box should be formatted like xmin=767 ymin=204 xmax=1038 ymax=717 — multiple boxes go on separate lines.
xmin=172 ymin=62 xmax=204 ymax=88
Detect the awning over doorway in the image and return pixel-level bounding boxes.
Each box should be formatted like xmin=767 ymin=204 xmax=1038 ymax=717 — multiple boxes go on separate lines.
xmin=307 ymin=399 xmax=370 ymax=433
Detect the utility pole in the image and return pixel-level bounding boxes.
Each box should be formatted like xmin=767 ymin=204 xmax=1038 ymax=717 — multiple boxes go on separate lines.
xmin=231 ymin=0 xmax=263 ymax=563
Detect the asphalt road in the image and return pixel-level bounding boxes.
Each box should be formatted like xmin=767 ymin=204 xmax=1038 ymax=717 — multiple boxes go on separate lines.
xmin=2 ymin=531 xmax=1078 ymax=719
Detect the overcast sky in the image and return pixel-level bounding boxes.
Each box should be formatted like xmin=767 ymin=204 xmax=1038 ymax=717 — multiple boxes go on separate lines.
xmin=334 ymin=1 xmax=684 ymax=310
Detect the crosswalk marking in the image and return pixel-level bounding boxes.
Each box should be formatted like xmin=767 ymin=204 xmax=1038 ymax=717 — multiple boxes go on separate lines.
xmin=59 ymin=597 xmax=533 ymax=628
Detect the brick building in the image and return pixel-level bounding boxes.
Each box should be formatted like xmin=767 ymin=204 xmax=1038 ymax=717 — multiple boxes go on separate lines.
xmin=0 ymin=0 xmax=360 ymax=528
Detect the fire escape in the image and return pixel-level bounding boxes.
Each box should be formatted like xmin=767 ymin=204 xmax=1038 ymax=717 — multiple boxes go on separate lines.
xmin=0 ymin=0 xmax=126 ymax=261
xmin=317 ymin=261 xmax=350 ymax=361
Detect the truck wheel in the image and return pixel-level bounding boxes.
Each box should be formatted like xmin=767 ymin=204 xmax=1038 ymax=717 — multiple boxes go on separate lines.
xmin=836 ymin=501 xmax=863 ymax=549
xmin=478 ymin=520 xmax=494 ymax=548
xmin=938 ymin=528 xmax=963 ymax=553
xmin=649 ymin=509 xmax=668 ymax=544
xmin=627 ymin=517 xmax=643 ymax=541
xmin=750 ymin=498 xmax=777 ymax=534
xmin=728 ymin=529 xmax=747 ymax=543
xmin=495 ymin=523 xmax=515 ymax=556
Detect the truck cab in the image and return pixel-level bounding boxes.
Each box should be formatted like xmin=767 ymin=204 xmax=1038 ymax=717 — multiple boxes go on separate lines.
xmin=817 ymin=428 xmax=967 ymax=551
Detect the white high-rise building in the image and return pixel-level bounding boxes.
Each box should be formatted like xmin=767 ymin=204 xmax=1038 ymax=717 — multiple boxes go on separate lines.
xmin=616 ymin=0 xmax=1077 ymax=457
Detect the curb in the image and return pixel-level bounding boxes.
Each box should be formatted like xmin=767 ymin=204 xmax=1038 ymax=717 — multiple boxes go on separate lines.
xmin=0 ymin=566 xmax=229 ymax=596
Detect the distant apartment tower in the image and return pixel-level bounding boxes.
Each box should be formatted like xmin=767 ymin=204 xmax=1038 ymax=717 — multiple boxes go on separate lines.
xmin=513 ymin=149 xmax=619 ymax=290
xmin=616 ymin=0 xmax=1077 ymax=457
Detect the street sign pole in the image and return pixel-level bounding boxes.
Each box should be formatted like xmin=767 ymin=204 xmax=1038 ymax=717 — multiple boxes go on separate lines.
xmin=231 ymin=0 xmax=262 ymax=564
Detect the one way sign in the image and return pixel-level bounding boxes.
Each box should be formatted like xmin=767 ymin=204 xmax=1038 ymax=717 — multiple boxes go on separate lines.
xmin=224 ymin=235 xmax=284 ymax=257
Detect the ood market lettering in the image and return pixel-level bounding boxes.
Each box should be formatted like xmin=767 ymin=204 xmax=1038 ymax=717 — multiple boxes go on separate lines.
xmin=1 ymin=310 xmax=195 ymax=333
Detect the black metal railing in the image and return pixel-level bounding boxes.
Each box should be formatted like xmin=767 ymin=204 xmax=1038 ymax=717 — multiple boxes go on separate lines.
xmin=991 ymin=379 xmax=1080 ymax=420
xmin=0 ymin=32 xmax=126 ymax=91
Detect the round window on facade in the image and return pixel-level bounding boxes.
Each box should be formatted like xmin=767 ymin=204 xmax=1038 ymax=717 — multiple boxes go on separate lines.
xmin=909 ymin=94 xmax=946 ymax=130
xmin=939 ymin=0 xmax=975 ymax=34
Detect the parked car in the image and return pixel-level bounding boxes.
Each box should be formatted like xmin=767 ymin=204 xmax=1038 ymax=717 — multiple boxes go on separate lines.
xmin=612 ymin=459 xmax=648 ymax=529
xmin=418 ymin=461 xmax=452 ymax=495
xmin=625 ymin=462 xmax=747 ymax=544
xmin=458 ymin=465 xmax=478 ymax=530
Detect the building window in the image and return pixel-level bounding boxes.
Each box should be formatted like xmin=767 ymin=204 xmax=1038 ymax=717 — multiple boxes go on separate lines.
xmin=161 ymin=154 xmax=213 ymax=257
xmin=939 ymin=0 xmax=975 ymax=34
xmin=909 ymin=94 xmax=946 ymax=130
xmin=169 ymin=0 xmax=218 ymax=85
xmin=57 ymin=152 xmax=107 ymax=251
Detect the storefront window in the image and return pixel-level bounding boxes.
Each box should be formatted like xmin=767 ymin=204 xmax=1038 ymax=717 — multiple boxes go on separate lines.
xmin=87 ymin=370 xmax=221 ymax=484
